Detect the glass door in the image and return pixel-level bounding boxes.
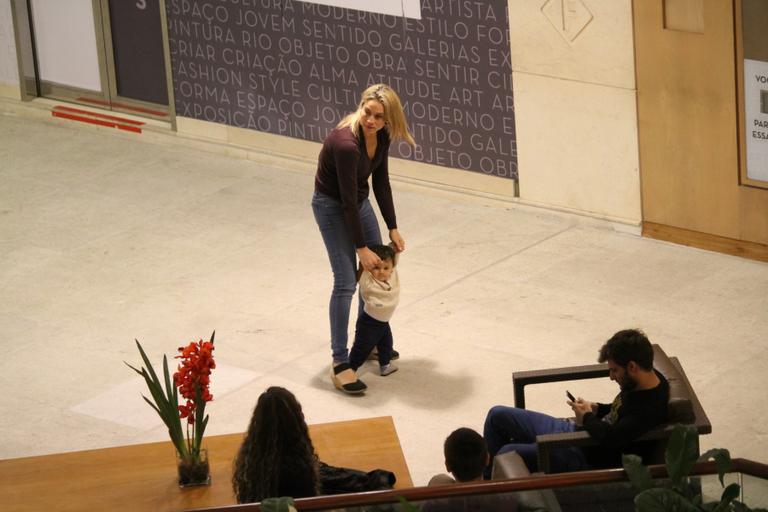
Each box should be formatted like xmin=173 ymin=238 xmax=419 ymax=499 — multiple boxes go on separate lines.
xmin=26 ymin=0 xmax=170 ymax=120
xmin=30 ymin=0 xmax=108 ymax=103
xmin=98 ymin=0 xmax=170 ymax=119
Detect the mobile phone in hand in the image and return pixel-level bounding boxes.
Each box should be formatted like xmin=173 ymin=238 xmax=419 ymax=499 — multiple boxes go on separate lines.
xmin=566 ymin=390 xmax=575 ymax=402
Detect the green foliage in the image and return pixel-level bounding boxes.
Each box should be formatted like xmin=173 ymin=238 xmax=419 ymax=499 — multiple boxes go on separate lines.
xmin=125 ymin=339 xmax=188 ymax=459
xmin=624 ymin=453 xmax=655 ymax=492
xmin=634 ymin=488 xmax=700 ymax=512
xmin=665 ymin=424 xmax=701 ymax=493
xmin=125 ymin=331 xmax=216 ymax=463
xmin=259 ymin=497 xmax=296 ymax=512
xmin=396 ymin=496 xmax=421 ymax=511
xmin=622 ymin=424 xmax=765 ymax=512
xmin=699 ymin=449 xmax=734 ymax=488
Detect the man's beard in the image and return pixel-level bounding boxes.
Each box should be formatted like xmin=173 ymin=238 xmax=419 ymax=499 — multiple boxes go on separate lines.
xmin=620 ymin=374 xmax=638 ymax=392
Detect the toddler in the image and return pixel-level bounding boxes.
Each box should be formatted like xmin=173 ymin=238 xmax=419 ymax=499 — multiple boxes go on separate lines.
xmin=348 ymin=244 xmax=400 ymax=376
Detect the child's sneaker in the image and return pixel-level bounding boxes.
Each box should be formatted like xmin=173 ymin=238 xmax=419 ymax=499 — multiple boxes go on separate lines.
xmin=380 ymin=363 xmax=398 ymax=376
xmin=368 ymin=348 xmax=400 ymax=361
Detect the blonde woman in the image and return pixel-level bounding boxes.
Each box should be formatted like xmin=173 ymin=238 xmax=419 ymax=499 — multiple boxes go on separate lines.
xmin=311 ymin=84 xmax=415 ymax=394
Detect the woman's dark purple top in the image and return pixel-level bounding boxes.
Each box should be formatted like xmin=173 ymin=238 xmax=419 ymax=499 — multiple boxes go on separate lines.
xmin=314 ymin=126 xmax=397 ymax=248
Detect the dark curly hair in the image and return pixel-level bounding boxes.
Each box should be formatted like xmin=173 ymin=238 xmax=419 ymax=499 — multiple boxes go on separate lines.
xmin=369 ymin=244 xmax=396 ymax=264
xmin=598 ymin=329 xmax=654 ymax=371
xmin=232 ymin=386 xmax=320 ymax=503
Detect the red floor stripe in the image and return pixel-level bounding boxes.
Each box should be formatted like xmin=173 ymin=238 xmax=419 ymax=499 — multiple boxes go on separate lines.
xmin=53 ymin=111 xmax=115 ymax=128
xmin=52 ymin=111 xmax=143 ymax=134
xmin=54 ymin=105 xmax=145 ymax=126
xmin=116 ymin=124 xmax=142 ymax=134
xmin=76 ymin=97 xmax=168 ymax=117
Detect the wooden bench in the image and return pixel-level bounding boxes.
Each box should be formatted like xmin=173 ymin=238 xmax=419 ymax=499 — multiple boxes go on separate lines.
xmin=0 ymin=416 xmax=412 ymax=512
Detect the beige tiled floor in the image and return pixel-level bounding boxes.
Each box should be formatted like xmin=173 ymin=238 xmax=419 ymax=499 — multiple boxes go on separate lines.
xmin=1 ymin=106 xmax=767 ymax=487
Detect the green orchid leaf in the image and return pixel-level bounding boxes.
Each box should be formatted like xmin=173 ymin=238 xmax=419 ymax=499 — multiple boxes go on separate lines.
xmin=129 ymin=336 xmax=214 ymax=463
xmin=124 ymin=361 xmax=144 ymax=376
xmin=140 ymin=372 xmax=185 ymax=457
xmin=635 ymin=488 xmax=700 ymax=512
xmin=133 ymin=345 xmax=180 ymax=429
xmin=130 ymin=339 xmax=187 ymax=458
xmin=138 ymin=368 xmax=169 ymax=411
xmin=140 ymin=395 xmax=162 ymax=417
xmin=160 ymin=355 xmax=186 ymax=447
xmin=196 ymin=415 xmax=209 ymax=454
xmin=162 ymin=355 xmax=175 ymax=402
xmin=194 ymin=386 xmax=207 ymax=451
xmin=127 ymin=362 xmax=167 ymax=411
xmin=135 ymin=340 xmax=163 ymax=389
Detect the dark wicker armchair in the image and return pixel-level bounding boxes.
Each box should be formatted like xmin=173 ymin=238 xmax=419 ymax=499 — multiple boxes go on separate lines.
xmin=512 ymin=344 xmax=711 ymax=473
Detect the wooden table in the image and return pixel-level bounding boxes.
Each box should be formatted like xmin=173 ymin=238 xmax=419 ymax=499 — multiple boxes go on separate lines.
xmin=0 ymin=416 xmax=412 ymax=512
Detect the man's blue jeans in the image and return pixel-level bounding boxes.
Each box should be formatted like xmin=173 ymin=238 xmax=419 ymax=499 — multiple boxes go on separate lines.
xmin=483 ymin=405 xmax=590 ymax=475
xmin=312 ymin=191 xmax=382 ymax=363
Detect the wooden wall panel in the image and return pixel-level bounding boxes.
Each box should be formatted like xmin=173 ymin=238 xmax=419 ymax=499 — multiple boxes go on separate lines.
xmin=634 ymin=0 xmax=768 ymax=248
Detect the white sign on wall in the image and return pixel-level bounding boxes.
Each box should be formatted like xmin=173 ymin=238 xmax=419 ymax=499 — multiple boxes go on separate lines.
xmin=744 ymin=58 xmax=768 ymax=182
xmin=303 ymin=0 xmax=421 ymax=19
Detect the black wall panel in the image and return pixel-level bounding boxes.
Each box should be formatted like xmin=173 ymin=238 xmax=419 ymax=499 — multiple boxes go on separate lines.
xmin=166 ymin=0 xmax=517 ymax=179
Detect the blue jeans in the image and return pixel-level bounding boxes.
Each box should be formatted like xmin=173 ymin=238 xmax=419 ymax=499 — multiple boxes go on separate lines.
xmin=311 ymin=191 xmax=382 ymax=363
xmin=483 ymin=405 xmax=590 ymax=475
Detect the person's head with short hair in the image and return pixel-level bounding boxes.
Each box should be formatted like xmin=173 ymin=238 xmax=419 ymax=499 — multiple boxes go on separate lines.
xmin=598 ymin=329 xmax=655 ymax=391
xmin=443 ymin=427 xmax=489 ymax=482
xmin=368 ymin=244 xmax=396 ymax=282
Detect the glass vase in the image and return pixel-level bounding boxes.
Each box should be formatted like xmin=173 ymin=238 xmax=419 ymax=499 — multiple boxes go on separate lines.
xmin=177 ymin=448 xmax=211 ymax=488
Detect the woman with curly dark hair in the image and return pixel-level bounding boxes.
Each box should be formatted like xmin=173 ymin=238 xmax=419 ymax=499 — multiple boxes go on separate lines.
xmin=232 ymin=386 xmax=320 ymax=503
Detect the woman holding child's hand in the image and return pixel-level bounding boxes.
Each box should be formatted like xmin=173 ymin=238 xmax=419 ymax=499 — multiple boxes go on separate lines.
xmin=389 ymin=228 xmax=405 ymax=253
xmin=311 ymin=84 xmax=414 ymax=394
xmin=358 ymin=229 xmax=405 ymax=271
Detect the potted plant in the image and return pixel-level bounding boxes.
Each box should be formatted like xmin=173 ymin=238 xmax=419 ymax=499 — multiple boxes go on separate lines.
xmin=623 ymin=424 xmax=767 ymax=511
xmin=126 ymin=331 xmax=216 ymax=486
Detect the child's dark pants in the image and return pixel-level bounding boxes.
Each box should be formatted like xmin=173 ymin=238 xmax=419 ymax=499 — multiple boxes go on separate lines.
xmin=349 ymin=311 xmax=393 ymax=370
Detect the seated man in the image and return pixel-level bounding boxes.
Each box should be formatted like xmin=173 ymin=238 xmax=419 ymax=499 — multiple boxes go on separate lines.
xmin=428 ymin=427 xmax=489 ymax=486
xmin=484 ymin=329 xmax=670 ymax=474
xmin=424 ymin=428 xmax=518 ymax=511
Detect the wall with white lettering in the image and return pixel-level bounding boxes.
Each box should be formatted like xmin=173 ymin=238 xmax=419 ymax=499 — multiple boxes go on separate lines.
xmin=303 ymin=0 xmax=421 ymax=19
xmin=165 ymin=0 xmax=517 ymax=179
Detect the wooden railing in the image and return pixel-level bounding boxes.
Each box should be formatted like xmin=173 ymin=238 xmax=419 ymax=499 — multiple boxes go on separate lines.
xmin=186 ymin=458 xmax=768 ymax=512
